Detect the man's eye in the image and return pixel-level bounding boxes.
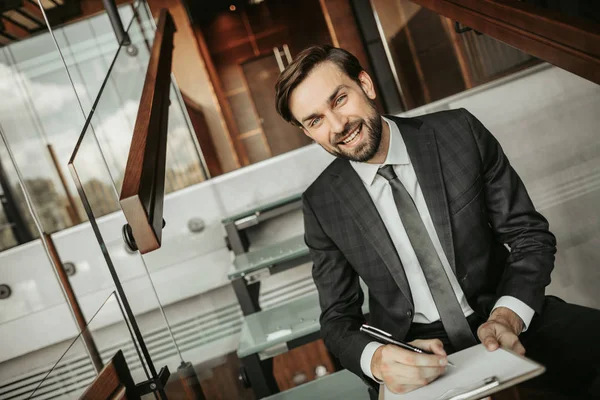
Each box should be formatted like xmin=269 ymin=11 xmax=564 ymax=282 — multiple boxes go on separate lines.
xmin=335 ymin=95 xmax=347 ymax=106
xmin=310 ymin=117 xmax=321 ymax=127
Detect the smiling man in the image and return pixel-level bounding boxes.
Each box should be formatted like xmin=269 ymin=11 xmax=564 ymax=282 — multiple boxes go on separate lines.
xmin=275 ymin=45 xmax=600 ymax=399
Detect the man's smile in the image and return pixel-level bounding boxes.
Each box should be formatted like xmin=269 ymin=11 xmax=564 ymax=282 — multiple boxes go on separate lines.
xmin=337 ymin=122 xmax=363 ymax=147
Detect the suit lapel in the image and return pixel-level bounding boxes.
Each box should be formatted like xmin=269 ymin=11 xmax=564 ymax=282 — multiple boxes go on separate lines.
xmin=391 ymin=116 xmax=457 ymax=273
xmin=331 ymin=161 xmax=413 ymax=305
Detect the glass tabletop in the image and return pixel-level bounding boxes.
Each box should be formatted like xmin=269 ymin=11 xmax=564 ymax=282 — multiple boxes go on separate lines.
xmin=221 ymin=192 xmax=302 ymax=225
xmin=228 ymin=235 xmax=309 ymax=280
xmin=237 ymin=293 xmax=321 ymax=358
xmin=263 ymin=369 xmax=367 ymax=400
xmin=237 ymin=292 xmax=369 ymax=358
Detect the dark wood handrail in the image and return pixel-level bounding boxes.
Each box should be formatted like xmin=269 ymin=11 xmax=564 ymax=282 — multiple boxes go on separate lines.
xmin=79 ymin=350 xmax=138 ymax=400
xmin=409 ymin=0 xmax=600 ymax=85
xmin=120 ymin=9 xmax=176 ymax=254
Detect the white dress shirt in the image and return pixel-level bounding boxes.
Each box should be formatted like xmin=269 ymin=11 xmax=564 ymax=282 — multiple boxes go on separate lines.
xmin=355 ymin=117 xmax=534 ymax=381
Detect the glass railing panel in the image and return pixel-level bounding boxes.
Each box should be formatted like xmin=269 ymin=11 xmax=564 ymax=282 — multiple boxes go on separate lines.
xmin=0 ymin=123 xmax=122 ymax=400
xmin=66 ymin=2 xmax=229 ymax=398
xmin=66 ymin=4 xmax=240 ymax=398
xmin=41 ymin=2 xmax=140 ymax=114
xmin=0 ymin=27 xmax=88 ymax=244
xmin=26 ymin=291 xmax=147 ymax=399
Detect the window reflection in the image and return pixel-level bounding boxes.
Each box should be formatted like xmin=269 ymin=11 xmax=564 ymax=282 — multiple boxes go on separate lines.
xmin=0 ymin=4 xmax=206 ymax=251
xmin=372 ymin=0 xmax=539 ymax=110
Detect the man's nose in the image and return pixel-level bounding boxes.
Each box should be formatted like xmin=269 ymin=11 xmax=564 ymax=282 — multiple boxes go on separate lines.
xmin=329 ymin=111 xmax=348 ymax=135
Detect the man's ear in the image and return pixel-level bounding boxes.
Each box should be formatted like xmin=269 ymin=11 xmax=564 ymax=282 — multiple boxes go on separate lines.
xmin=358 ymin=70 xmax=376 ymax=100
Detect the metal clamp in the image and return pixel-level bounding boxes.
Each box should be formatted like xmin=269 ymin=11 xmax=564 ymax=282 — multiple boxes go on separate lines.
xmin=122 ymin=219 xmax=166 ymax=252
xmin=243 ymin=267 xmax=271 ymax=283
xmin=122 ymin=223 xmax=138 ymax=252
xmin=0 ymin=284 xmax=11 ymax=299
xmin=259 ymin=342 xmax=289 ymax=360
xmin=63 ymin=262 xmax=76 ymax=277
xmin=135 ymin=366 xmax=170 ymax=396
xmin=235 ymin=212 xmax=260 ymax=229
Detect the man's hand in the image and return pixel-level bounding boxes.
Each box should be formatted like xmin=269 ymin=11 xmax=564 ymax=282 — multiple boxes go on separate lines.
xmin=371 ymin=339 xmax=448 ymax=394
xmin=477 ymin=307 xmax=526 ymax=355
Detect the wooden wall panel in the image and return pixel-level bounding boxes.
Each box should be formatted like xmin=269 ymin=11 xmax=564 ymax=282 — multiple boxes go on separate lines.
xmin=408 ymin=8 xmax=466 ymax=102
xmin=409 ymin=0 xmax=600 ymax=85
xmin=320 ymin=0 xmax=385 ymax=112
xmin=148 ymin=0 xmax=246 ymax=172
xmin=197 ymin=0 xmax=330 ymax=164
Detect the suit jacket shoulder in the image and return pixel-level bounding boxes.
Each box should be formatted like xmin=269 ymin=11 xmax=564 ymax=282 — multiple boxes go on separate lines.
xmin=388 ymin=108 xmax=475 ymax=141
xmin=303 ymin=157 xmax=347 ymax=204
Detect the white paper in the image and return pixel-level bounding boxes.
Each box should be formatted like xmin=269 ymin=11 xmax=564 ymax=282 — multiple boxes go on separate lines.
xmin=384 ymin=344 xmax=543 ymax=400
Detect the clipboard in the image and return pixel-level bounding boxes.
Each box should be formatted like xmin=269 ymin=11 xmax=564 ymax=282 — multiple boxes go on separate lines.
xmin=382 ymin=344 xmax=545 ymax=400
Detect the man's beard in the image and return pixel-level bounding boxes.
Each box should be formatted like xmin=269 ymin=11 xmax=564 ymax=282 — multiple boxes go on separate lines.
xmin=328 ymin=109 xmax=383 ymax=163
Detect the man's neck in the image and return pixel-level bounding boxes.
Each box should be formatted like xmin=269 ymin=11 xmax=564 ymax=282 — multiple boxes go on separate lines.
xmin=365 ymin=116 xmax=390 ymax=165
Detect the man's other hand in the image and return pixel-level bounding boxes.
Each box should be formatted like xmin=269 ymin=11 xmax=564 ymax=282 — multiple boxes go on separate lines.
xmin=477 ymin=306 xmax=526 ymax=355
xmin=371 ymin=339 xmax=448 ymax=394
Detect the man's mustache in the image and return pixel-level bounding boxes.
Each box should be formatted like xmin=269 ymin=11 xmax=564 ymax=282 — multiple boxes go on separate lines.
xmin=332 ymin=120 xmax=363 ymax=145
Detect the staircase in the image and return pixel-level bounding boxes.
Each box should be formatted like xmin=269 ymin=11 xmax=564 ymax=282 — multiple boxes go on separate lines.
xmin=0 ymin=0 xmax=81 ymax=46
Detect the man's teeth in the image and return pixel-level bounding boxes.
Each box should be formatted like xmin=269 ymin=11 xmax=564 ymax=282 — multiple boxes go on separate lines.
xmin=342 ymin=126 xmax=360 ymax=144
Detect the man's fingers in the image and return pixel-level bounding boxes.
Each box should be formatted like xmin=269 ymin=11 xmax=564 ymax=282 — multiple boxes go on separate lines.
xmin=383 ymin=343 xmax=447 ymax=367
xmin=478 ymin=323 xmax=500 ymax=351
xmin=382 ymin=366 xmax=444 ymax=392
xmin=513 ymin=340 xmax=526 ymax=356
xmin=497 ymin=331 xmax=526 ymax=356
xmin=484 ymin=336 xmax=499 ymax=351
xmin=385 ymin=363 xmax=445 ymax=382
xmin=386 ymin=383 xmax=421 ymax=395
xmin=410 ymin=338 xmax=447 ymax=356
xmin=384 ymin=365 xmax=445 ymax=393
xmin=478 ymin=321 xmax=527 ymax=354
xmin=379 ymin=341 xmax=448 ymax=395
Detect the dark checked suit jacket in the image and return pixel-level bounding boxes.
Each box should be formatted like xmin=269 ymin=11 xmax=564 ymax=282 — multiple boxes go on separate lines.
xmin=302 ymin=108 xmax=556 ymax=384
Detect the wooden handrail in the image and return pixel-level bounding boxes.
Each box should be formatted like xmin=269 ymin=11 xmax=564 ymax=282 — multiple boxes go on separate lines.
xmin=79 ymin=350 xmax=138 ymax=400
xmin=409 ymin=0 xmax=600 ymax=85
xmin=120 ymin=9 xmax=176 ymax=254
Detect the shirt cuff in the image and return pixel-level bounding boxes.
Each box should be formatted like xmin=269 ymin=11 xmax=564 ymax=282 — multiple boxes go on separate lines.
xmin=360 ymin=341 xmax=385 ymax=382
xmin=492 ymin=296 xmax=535 ymax=332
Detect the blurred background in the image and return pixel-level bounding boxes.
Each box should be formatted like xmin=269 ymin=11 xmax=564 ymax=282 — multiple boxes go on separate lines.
xmin=0 ymin=0 xmax=598 ymax=399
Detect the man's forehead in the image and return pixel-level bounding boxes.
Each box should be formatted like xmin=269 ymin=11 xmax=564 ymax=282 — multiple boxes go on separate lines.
xmin=289 ymin=62 xmax=351 ymax=118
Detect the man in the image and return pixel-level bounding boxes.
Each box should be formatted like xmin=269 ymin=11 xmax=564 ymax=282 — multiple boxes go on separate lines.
xmin=275 ymin=45 xmax=600 ymax=399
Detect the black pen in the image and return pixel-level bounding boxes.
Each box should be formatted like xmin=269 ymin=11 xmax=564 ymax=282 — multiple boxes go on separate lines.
xmin=360 ymin=324 xmax=455 ymax=367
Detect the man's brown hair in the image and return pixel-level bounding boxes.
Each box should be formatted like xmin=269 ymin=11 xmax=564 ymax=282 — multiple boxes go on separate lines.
xmin=275 ymin=45 xmax=364 ymax=127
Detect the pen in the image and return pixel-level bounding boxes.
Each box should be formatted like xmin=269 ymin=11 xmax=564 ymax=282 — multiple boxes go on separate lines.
xmin=360 ymin=324 xmax=455 ymax=367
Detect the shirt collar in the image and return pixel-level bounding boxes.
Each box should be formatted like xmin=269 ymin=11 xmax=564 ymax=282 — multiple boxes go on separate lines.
xmin=350 ymin=116 xmax=410 ymax=186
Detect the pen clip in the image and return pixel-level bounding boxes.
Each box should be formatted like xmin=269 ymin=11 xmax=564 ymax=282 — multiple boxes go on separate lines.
xmin=361 ymin=324 xmax=392 ymax=337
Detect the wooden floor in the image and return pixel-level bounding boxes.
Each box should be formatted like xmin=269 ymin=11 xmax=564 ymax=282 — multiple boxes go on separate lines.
xmin=272 ymin=340 xmax=336 ymax=391
xmin=164 ymin=339 xmax=335 ymax=399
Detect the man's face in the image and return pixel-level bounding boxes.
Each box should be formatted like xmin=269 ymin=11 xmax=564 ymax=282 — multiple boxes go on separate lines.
xmin=288 ymin=62 xmax=382 ymax=162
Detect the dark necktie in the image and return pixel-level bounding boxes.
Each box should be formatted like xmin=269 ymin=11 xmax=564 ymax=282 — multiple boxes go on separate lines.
xmin=377 ymin=165 xmax=476 ymax=350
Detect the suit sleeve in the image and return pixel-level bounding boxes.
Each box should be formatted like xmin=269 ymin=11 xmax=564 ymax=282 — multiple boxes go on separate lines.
xmin=303 ymin=194 xmax=374 ymax=383
xmin=462 ymin=108 xmax=556 ymax=314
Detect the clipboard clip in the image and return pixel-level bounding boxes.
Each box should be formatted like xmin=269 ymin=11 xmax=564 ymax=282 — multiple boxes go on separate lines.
xmin=436 ymin=376 xmax=500 ymax=400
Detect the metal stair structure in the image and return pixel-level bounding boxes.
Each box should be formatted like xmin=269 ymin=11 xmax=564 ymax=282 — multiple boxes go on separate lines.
xmin=0 ymin=0 xmax=82 ymax=46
